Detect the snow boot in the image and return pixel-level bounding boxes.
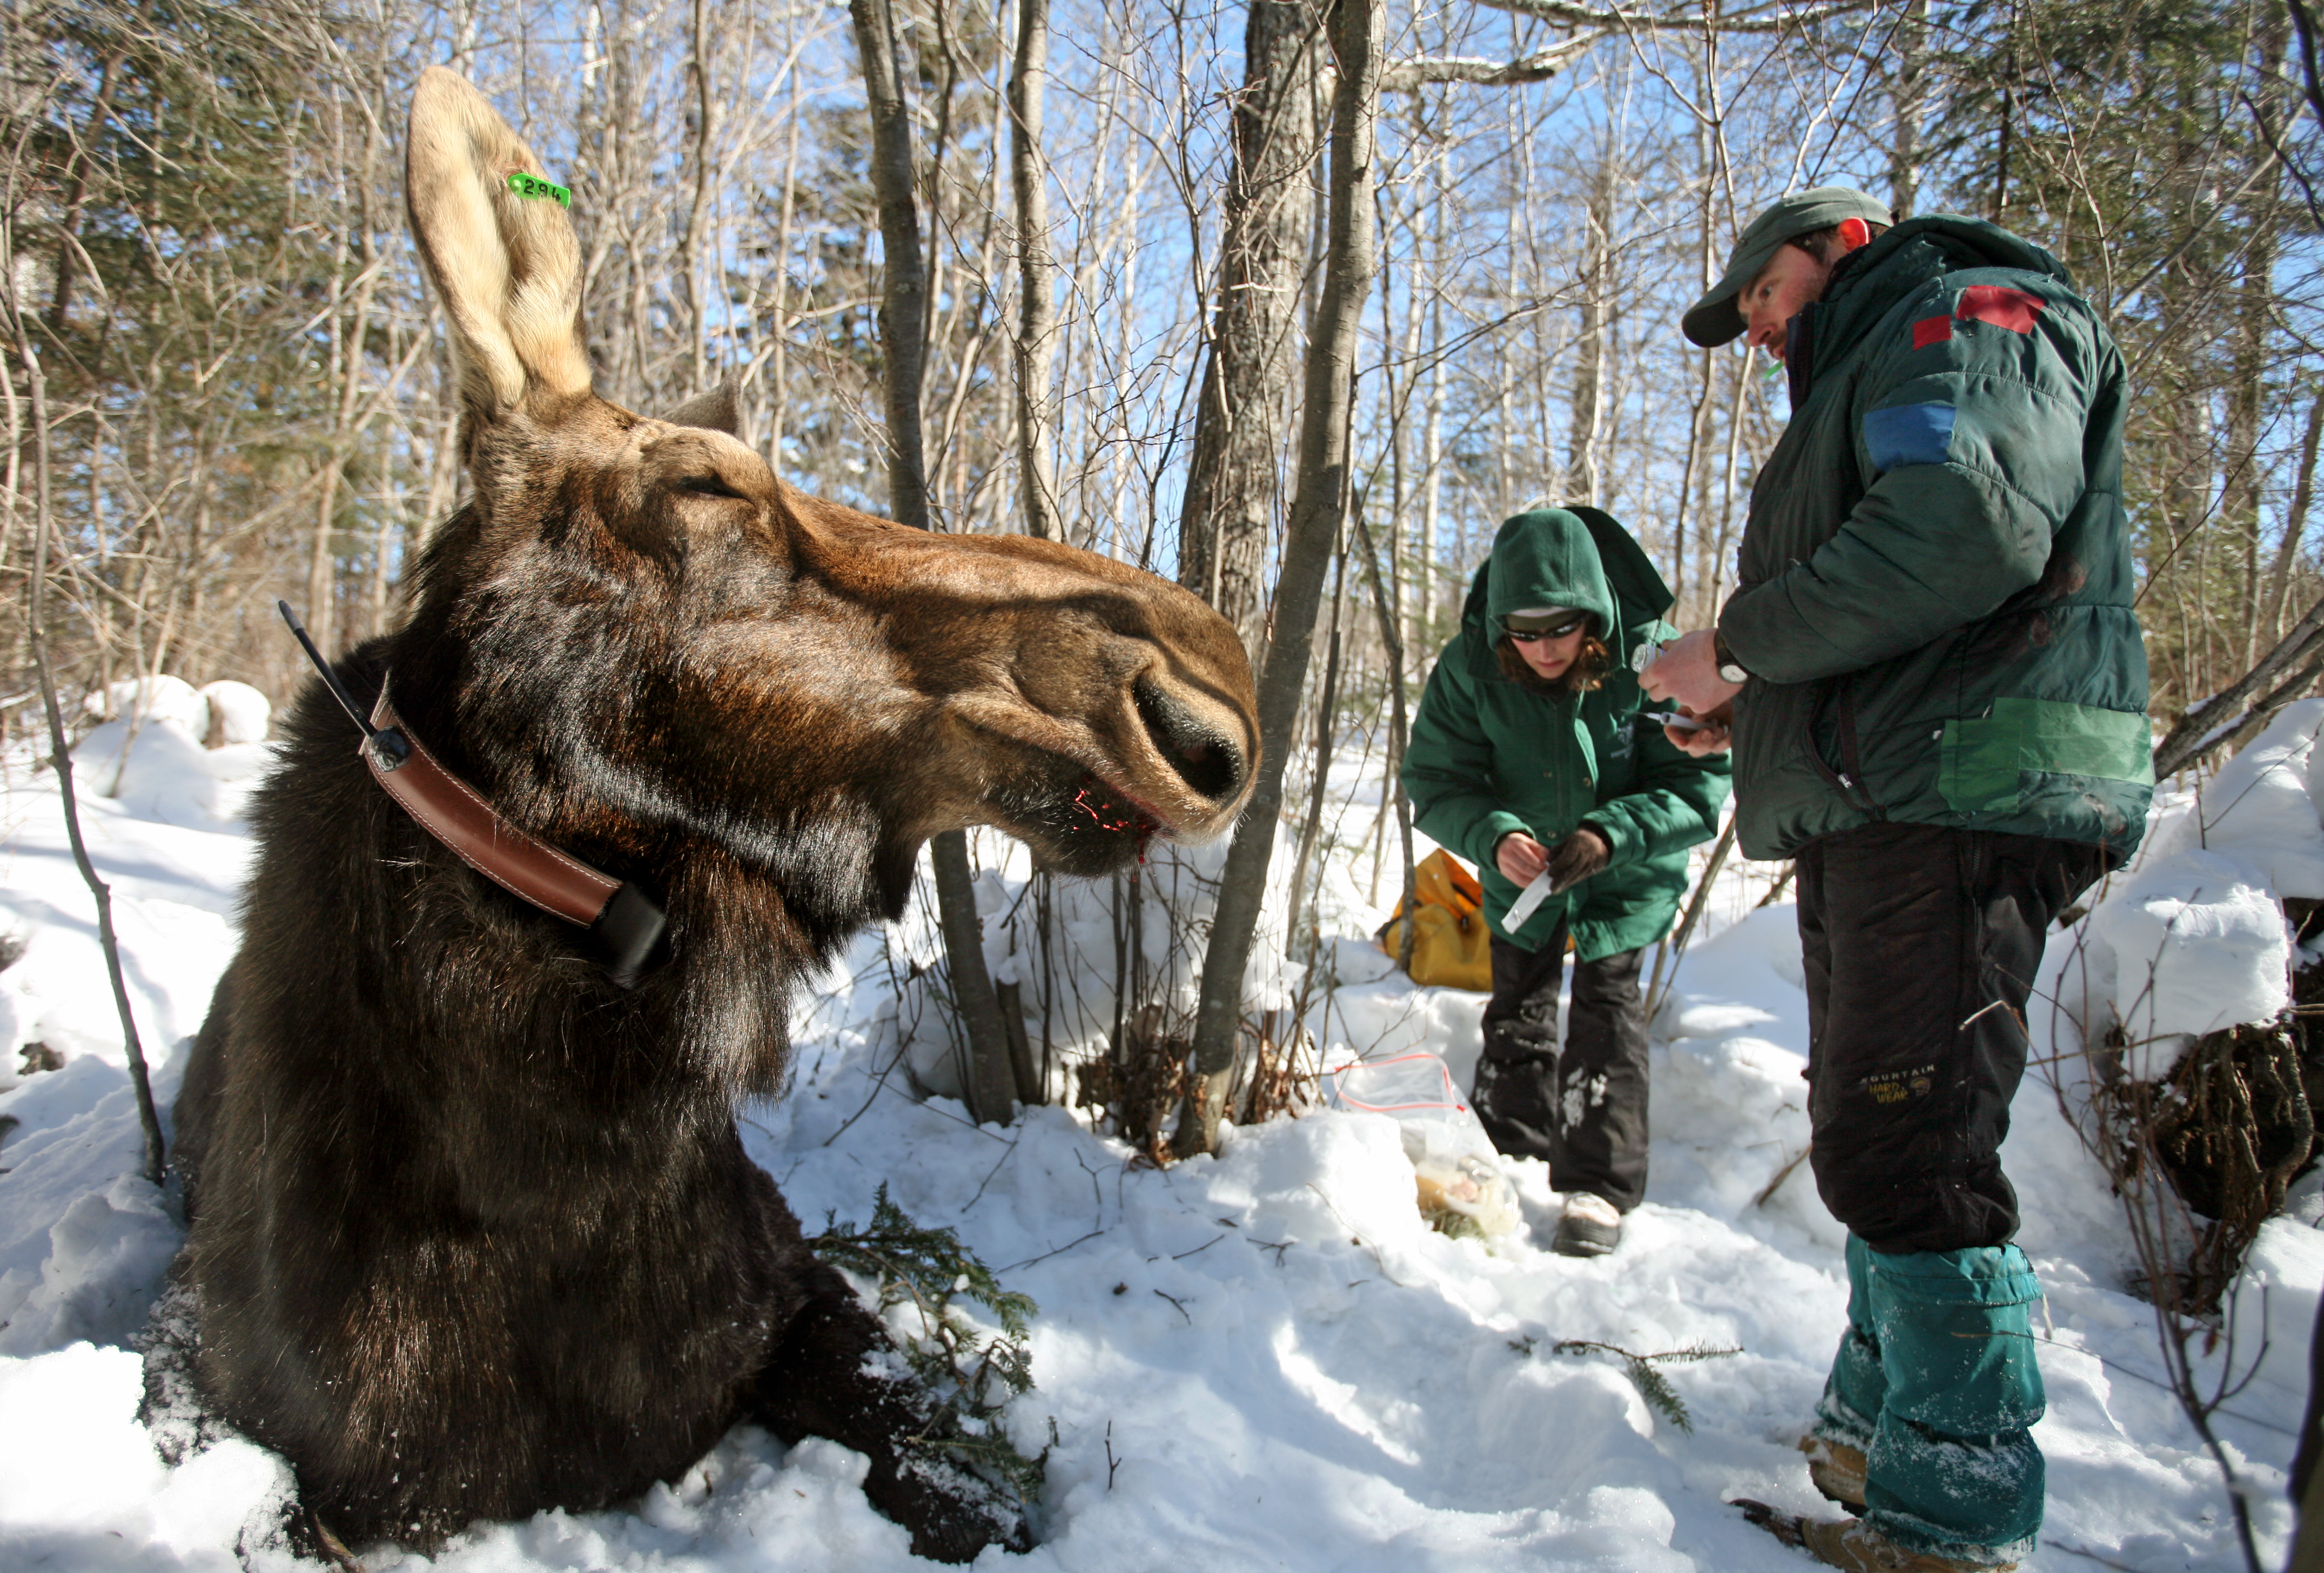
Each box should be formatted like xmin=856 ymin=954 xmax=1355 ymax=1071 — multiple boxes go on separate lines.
xmin=1553 ymin=1192 xmax=1622 ymax=1256
xmin=1799 ymin=1433 xmax=1867 ymax=1510
xmin=1736 ymin=1504 xmax=2016 ymax=1572
xmin=1856 ymin=1244 xmax=2045 ymax=1561
xmin=1809 ymin=1236 xmax=2046 ymax=1558
xmin=1800 ymin=1516 xmax=2016 ymax=1573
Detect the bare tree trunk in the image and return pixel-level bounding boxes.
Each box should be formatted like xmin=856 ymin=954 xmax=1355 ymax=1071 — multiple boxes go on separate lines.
xmin=679 ymin=0 xmax=718 ymax=395
xmin=46 ymin=31 xmax=131 ymax=333
xmin=1007 ymin=0 xmax=1061 ymax=542
xmin=2262 ymin=392 xmax=2324 ymax=642
xmin=1708 ymin=345 xmax=1755 ymax=607
xmin=1180 ymin=0 xmax=1381 ymax=1157
xmin=764 ymin=69 xmax=804 ymax=461
xmin=1887 ymin=0 xmax=1927 ymax=218
xmin=1176 ymin=0 xmax=1320 ymax=648
xmin=1567 ymin=159 xmax=1611 ymax=505
xmin=1285 ymin=533 xmax=1348 ymax=958
xmin=306 ymin=91 xmax=382 ymax=655
xmin=849 ymin=0 xmax=1016 ymax=1126
xmin=2229 ymin=45 xmax=2282 ymax=669
xmin=1354 ymin=505 xmax=1414 ymax=977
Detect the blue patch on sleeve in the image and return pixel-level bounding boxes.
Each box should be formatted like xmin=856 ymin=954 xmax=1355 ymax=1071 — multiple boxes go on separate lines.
xmin=1863 ymin=401 xmax=1956 ymax=472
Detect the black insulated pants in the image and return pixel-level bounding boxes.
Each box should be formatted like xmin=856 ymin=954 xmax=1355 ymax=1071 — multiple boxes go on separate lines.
xmin=1472 ymin=925 xmax=1650 ymax=1211
xmin=1797 ymin=822 xmax=2107 ymax=1253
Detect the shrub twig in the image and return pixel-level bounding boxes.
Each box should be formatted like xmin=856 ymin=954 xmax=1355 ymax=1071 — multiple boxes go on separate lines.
xmin=8 ymin=299 xmax=163 ymax=1187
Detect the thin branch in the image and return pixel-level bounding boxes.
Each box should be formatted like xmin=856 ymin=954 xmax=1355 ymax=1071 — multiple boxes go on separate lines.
xmin=1381 ymin=33 xmax=1601 ymax=92
xmin=1470 ymin=0 xmax=1877 ymax=36
xmin=11 ymin=325 xmax=165 ymax=1187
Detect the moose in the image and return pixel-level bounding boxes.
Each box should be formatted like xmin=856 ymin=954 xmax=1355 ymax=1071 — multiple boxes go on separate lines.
xmin=164 ymin=67 xmax=1258 ymax=1561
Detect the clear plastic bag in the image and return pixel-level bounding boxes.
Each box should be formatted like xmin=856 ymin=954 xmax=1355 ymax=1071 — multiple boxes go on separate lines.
xmin=1326 ymin=1052 xmax=1520 ymax=1240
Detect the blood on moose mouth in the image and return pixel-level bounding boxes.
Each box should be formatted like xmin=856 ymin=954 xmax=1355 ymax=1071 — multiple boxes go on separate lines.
xmin=1067 ymin=772 xmax=1165 ymax=858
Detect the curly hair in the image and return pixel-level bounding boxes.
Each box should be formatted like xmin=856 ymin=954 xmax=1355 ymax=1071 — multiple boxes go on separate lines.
xmin=1495 ymin=631 xmax=1610 ymax=695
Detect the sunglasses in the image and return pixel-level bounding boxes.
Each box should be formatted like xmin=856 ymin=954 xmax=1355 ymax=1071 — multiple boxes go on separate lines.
xmin=1504 ymin=616 xmax=1587 ymax=643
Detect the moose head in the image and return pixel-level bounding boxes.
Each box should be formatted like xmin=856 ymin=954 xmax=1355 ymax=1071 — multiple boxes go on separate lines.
xmin=391 ymin=66 xmax=1258 ymax=973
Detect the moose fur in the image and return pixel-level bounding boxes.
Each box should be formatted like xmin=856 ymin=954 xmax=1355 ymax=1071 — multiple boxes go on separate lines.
xmin=164 ymin=66 xmax=1257 ymax=1560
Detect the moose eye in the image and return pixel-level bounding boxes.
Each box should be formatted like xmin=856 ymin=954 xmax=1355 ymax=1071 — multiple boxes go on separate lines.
xmin=678 ymin=474 xmax=744 ymax=500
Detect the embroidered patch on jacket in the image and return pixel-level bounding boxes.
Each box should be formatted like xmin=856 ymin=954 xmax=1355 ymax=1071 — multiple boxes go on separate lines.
xmin=1912 ymin=315 xmax=1953 ymax=349
xmin=1864 ymin=401 xmax=1957 ymax=471
xmin=1955 ymin=284 xmax=2045 ymax=333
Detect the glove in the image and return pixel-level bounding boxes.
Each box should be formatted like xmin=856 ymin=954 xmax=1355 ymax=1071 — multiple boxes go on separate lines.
xmin=1543 ymin=827 xmax=1609 ymax=895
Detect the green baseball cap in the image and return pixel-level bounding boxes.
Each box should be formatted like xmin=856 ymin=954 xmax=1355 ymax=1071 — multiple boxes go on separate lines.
xmin=1682 ymin=186 xmax=1895 ymax=347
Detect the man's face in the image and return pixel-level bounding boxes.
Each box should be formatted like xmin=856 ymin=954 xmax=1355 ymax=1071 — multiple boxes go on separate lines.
xmin=1739 ymin=241 xmax=1834 ymax=362
xmin=1736 ymin=216 xmax=1873 ymax=362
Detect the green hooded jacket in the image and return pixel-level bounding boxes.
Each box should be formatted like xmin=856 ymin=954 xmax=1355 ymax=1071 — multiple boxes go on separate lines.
xmin=1403 ymin=508 xmax=1732 ymax=960
xmin=1715 ymin=214 xmax=2152 ymax=861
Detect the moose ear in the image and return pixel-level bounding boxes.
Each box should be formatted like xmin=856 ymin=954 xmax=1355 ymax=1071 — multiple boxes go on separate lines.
xmin=662 ymin=380 xmax=742 ymax=437
xmin=405 ymin=66 xmax=589 ymax=419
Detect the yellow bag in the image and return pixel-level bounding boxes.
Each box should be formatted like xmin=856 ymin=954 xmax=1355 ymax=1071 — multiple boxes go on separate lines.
xmin=1376 ymin=850 xmax=1494 ymax=992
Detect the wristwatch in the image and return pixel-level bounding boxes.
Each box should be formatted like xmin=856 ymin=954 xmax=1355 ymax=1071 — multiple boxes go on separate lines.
xmin=1714 ymin=630 xmax=1750 ymax=685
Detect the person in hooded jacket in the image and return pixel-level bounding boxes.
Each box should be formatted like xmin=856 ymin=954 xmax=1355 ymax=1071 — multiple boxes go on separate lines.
xmin=1402 ymin=507 xmax=1730 ymax=1259
xmin=1644 ymin=189 xmax=2149 ymax=1572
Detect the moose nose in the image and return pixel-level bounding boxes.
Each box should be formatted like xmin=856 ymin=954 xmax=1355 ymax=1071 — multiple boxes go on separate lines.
xmin=1133 ymin=675 xmax=1246 ymax=803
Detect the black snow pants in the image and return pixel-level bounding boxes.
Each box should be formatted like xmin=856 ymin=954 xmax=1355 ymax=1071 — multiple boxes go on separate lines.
xmin=1471 ymin=922 xmax=1650 ymax=1212
xmin=1797 ymin=822 xmax=2108 ymax=1253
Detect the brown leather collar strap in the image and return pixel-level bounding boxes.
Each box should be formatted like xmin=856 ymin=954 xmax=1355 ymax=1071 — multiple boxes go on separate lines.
xmin=276 ymin=600 xmax=664 ymax=987
xmin=365 ymin=689 xmax=620 ymax=927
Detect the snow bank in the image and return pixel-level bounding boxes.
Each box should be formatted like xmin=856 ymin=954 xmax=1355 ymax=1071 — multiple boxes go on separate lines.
xmin=86 ymin=676 xmax=209 ymax=736
xmin=0 ymin=1341 xmax=295 ymax=1571
xmin=63 ymin=673 xmax=278 ymax=830
xmin=2149 ymin=698 xmax=2324 ymax=899
xmin=2088 ymin=851 xmax=2291 ymax=1071
xmin=0 ymin=1055 xmax=183 ymax=1356
xmin=73 ymin=719 xmax=276 ymax=830
xmin=1649 ymin=907 xmax=1831 ymax=1246
xmin=198 ymin=681 xmax=271 ymax=747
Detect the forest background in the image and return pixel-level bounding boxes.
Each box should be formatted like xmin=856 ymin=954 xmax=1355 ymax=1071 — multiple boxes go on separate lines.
xmin=5 ymin=0 xmax=2323 ymax=1135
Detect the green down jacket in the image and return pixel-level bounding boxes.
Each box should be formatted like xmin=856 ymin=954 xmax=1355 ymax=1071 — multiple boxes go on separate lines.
xmin=1403 ymin=508 xmax=1731 ymax=960
xmin=1717 ymin=214 xmax=2152 ymax=862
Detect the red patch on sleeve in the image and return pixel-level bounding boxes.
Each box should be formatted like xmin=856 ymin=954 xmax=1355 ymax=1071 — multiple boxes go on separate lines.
xmin=1955 ymin=285 xmax=2045 ymax=334
xmin=1912 ymin=315 xmax=1953 ymax=350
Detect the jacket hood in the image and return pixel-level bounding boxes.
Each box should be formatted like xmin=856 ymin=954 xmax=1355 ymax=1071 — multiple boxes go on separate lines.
xmin=1808 ymin=215 xmax=2077 ymax=378
xmin=1464 ymin=508 xmax=1671 ymax=650
xmin=1844 ymin=213 xmax=2073 ymax=288
xmin=1473 ymin=509 xmax=1617 ymax=636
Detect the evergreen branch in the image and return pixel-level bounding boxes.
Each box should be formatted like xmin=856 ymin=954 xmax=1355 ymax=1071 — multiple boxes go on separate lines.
xmin=809 ymin=1184 xmax=1046 ymax=1498
xmin=1551 ymin=1339 xmax=1742 ymax=1435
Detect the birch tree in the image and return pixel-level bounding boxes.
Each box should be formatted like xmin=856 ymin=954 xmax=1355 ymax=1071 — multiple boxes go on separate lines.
xmin=1183 ymin=0 xmax=1384 ymax=1156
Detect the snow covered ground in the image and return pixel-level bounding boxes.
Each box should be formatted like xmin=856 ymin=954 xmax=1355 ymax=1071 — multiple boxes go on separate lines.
xmin=0 ymin=700 xmax=2315 ymax=1572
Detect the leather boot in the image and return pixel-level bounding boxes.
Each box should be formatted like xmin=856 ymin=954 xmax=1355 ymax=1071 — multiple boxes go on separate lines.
xmin=1799 ymin=1433 xmax=1867 ymax=1510
xmin=1802 ymin=1516 xmax=2017 ymax=1572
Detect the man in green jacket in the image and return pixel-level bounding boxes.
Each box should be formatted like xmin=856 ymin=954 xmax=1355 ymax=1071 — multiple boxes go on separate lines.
xmin=1405 ymin=507 xmax=1729 ymax=1256
xmin=1644 ymin=189 xmax=2150 ymax=1571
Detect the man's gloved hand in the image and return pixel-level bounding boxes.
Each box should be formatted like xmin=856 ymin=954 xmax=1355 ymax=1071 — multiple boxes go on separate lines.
xmin=1543 ymin=827 xmax=1610 ymax=895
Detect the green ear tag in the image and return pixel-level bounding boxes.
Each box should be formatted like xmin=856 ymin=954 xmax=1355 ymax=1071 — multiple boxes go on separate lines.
xmin=507 ymin=172 xmax=571 ymax=208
